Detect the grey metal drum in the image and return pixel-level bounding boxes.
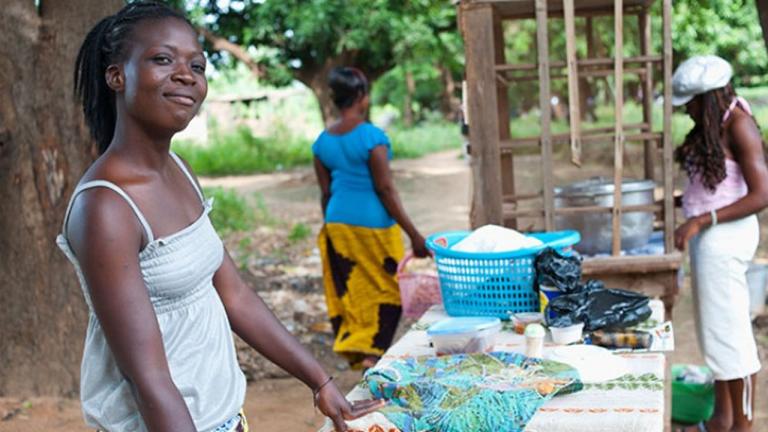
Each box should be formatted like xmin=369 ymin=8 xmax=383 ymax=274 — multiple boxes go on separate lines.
xmin=554 ymin=177 xmax=656 ymax=255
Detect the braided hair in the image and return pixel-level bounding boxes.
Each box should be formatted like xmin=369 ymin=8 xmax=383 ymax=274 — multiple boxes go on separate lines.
xmin=328 ymin=67 xmax=369 ymax=110
xmin=74 ymin=1 xmax=191 ymax=154
xmin=674 ymin=84 xmax=736 ymax=191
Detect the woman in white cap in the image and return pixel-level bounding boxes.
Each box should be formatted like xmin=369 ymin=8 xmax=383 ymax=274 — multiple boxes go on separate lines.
xmin=673 ymin=55 xmax=768 ymax=431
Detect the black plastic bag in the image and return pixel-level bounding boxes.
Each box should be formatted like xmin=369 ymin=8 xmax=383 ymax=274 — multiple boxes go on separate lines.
xmin=534 ymin=248 xmax=582 ymax=293
xmin=545 ymin=287 xmax=652 ymax=331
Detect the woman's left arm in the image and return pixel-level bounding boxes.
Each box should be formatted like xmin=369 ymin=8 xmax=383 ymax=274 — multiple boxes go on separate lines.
xmin=676 ymin=114 xmax=768 ymax=249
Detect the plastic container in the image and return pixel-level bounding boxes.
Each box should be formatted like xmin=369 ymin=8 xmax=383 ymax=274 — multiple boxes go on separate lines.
xmin=426 ymin=230 xmax=580 ymax=318
xmin=550 ymin=322 xmax=584 ymax=345
xmin=539 ymin=285 xmax=562 ymax=319
xmin=427 ymin=317 xmax=502 ymax=355
xmin=525 ymin=323 xmax=546 ymax=358
xmin=397 ymin=252 xmax=442 ymax=318
xmin=511 ymin=312 xmax=544 ymax=335
xmin=672 ymin=364 xmax=715 ymax=424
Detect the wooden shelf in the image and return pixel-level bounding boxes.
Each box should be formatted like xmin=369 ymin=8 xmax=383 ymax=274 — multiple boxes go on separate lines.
xmin=581 ymin=252 xmax=683 ymax=275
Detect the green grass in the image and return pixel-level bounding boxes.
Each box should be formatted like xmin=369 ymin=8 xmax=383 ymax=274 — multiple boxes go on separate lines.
xmin=174 ymin=120 xmax=462 ymax=176
xmin=174 ymin=126 xmax=312 ymax=176
xmin=388 ymin=121 xmax=463 ymax=158
xmin=203 ymin=187 xmax=275 ymax=234
xmin=287 ymin=222 xmax=312 ymax=242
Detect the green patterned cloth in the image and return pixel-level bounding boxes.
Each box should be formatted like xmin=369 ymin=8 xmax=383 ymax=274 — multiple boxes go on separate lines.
xmin=364 ymin=352 xmax=582 ymax=432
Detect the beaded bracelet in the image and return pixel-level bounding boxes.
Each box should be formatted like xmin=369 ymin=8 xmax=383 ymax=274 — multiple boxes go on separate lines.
xmin=313 ymin=376 xmax=334 ymax=407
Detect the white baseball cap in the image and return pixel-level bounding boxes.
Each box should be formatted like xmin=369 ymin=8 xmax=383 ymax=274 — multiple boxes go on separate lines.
xmin=671 ymin=55 xmax=733 ymax=106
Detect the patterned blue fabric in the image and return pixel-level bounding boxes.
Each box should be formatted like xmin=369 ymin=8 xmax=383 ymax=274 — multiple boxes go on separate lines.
xmin=312 ymin=122 xmax=395 ymax=228
xmin=364 ymin=352 xmax=582 ymax=432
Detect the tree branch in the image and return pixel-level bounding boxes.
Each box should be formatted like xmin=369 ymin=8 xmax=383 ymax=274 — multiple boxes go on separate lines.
xmin=197 ymin=26 xmax=267 ymax=79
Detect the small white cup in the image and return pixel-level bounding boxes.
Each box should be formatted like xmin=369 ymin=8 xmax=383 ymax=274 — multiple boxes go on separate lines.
xmin=550 ymin=322 xmax=584 ymax=345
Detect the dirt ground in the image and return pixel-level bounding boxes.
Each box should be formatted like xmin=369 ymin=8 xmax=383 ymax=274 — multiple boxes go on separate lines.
xmin=1 ymin=150 xmax=767 ymax=431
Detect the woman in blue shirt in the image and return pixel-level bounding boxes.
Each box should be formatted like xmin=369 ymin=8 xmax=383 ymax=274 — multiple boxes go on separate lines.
xmin=313 ymin=67 xmax=429 ymax=370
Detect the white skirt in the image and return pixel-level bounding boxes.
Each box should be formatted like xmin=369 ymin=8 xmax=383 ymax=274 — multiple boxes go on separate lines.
xmin=689 ymin=214 xmax=762 ymax=381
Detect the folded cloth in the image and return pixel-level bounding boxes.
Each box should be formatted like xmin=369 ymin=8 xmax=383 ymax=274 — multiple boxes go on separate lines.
xmin=365 ymin=352 xmax=581 ymax=432
xmin=452 ymin=225 xmax=543 ymax=253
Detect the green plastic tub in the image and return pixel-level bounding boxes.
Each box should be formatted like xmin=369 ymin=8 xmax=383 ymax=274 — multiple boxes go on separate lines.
xmin=671 ymin=364 xmax=715 ymax=424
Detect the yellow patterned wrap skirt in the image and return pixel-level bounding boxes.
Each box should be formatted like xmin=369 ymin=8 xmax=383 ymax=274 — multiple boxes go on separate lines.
xmin=318 ymin=223 xmax=405 ymax=368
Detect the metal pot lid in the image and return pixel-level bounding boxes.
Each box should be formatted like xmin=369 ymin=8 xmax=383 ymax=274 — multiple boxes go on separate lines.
xmin=554 ymin=177 xmax=656 ymax=197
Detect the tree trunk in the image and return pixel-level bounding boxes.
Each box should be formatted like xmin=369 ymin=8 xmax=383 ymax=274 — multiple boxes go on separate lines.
xmin=757 ymin=0 xmax=768 ymax=54
xmin=295 ymin=54 xmax=389 ymax=126
xmin=0 ymin=0 xmax=121 ymax=396
xmin=439 ymin=65 xmax=461 ymax=122
xmin=403 ymin=67 xmax=415 ymax=127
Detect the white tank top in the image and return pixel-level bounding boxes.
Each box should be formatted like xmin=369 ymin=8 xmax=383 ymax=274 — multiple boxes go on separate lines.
xmin=56 ymin=152 xmax=245 ymax=431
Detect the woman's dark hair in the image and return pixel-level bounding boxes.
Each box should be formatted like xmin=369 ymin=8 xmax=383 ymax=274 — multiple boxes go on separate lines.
xmin=328 ymin=67 xmax=369 ymax=110
xmin=74 ymin=1 xmax=192 ymax=154
xmin=674 ymin=84 xmax=736 ymax=191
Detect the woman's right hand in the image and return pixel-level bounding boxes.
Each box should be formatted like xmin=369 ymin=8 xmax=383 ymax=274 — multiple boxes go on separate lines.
xmin=410 ymin=232 xmax=429 ymax=258
xmin=315 ymin=381 xmax=385 ymax=431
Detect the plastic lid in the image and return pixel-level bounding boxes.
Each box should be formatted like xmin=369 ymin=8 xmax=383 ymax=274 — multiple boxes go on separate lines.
xmin=426 ymin=317 xmax=501 ymax=336
xmin=513 ymin=312 xmax=543 ymax=323
xmin=524 ymin=323 xmax=546 ymax=338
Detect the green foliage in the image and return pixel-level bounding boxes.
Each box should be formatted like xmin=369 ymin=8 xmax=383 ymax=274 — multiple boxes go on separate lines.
xmin=287 ymin=223 xmax=312 ymax=243
xmin=187 ymin=1 xmax=456 ymax=84
xmin=667 ymin=0 xmax=768 ymax=86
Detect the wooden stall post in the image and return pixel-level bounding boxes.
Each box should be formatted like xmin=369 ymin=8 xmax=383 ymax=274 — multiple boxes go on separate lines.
xmin=536 ymin=0 xmax=555 ymax=231
xmin=563 ymin=0 xmax=582 ymax=166
xmin=494 ymin=13 xmax=518 ymax=229
xmin=464 ymin=3 xmax=504 ymax=228
xmin=662 ymin=0 xmax=674 ymax=254
xmin=612 ymin=0 xmax=625 ymax=255
xmin=640 ymin=9 xmax=655 ymax=181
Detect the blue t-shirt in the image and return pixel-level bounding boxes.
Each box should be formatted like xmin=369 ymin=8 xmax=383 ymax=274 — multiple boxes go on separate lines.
xmin=312 ymin=122 xmax=395 ymax=228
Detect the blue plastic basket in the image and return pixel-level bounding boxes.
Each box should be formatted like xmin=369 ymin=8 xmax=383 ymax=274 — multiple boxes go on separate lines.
xmin=426 ymin=230 xmax=581 ymax=319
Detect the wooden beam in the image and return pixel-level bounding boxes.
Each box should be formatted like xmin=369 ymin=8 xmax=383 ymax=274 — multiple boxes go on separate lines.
xmin=663 ymin=0 xmax=674 ymax=254
xmin=640 ymin=10 xmax=655 ymax=181
xmin=536 ymin=0 xmax=555 ymax=231
xmin=494 ymin=11 xmax=517 ymax=229
xmin=494 ymin=55 xmax=662 ymax=72
xmin=502 ymin=204 xmax=662 ymax=218
xmin=499 ymin=67 xmax=649 ymax=82
xmin=499 ymin=130 xmax=661 ymax=153
xmin=612 ymin=0 xmax=625 ymax=256
xmin=463 ymin=3 xmax=504 ymax=228
xmin=582 ymin=252 xmax=683 ymax=275
xmin=563 ymin=0 xmax=582 ymax=166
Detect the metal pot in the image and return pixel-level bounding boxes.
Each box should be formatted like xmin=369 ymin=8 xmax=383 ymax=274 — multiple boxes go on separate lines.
xmin=554 ymin=177 xmax=656 ymax=255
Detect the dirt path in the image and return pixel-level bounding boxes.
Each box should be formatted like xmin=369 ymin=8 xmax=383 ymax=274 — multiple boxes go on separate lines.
xmin=2 ymin=150 xmax=767 ymax=431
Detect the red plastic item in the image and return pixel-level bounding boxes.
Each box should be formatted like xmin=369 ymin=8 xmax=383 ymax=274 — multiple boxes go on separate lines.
xmin=397 ymin=252 xmax=442 ymax=318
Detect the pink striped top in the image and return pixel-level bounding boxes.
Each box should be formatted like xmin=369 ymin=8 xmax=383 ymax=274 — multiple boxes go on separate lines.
xmin=682 ymin=97 xmax=751 ymax=218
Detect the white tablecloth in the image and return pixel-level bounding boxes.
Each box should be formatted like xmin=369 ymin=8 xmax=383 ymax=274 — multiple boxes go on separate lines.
xmin=321 ymin=305 xmax=666 ymax=432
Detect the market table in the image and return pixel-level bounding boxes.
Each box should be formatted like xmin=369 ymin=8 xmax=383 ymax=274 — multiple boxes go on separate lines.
xmin=320 ymin=305 xmax=667 ymax=432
